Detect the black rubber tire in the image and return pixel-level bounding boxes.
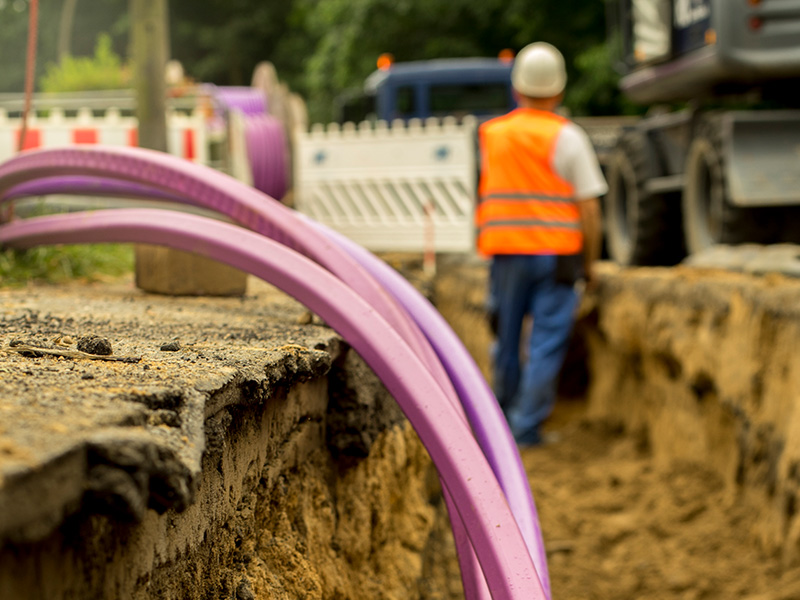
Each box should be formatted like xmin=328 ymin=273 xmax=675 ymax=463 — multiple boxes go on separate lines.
xmin=683 ymin=116 xmax=778 ymax=254
xmin=604 ymin=129 xmax=685 ymax=266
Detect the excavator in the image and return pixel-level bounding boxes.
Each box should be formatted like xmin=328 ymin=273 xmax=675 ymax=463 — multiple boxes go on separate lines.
xmin=603 ymin=0 xmax=800 ymax=265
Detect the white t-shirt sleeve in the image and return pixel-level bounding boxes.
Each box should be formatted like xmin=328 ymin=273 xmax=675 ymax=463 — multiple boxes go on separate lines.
xmin=552 ymin=122 xmax=608 ymax=201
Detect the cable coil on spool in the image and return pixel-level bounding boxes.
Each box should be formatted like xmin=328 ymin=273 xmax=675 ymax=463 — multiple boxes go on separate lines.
xmin=212 ymin=85 xmax=289 ymax=200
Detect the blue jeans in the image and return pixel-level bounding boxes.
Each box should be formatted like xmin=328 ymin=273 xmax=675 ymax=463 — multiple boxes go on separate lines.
xmin=490 ymin=254 xmax=579 ymax=445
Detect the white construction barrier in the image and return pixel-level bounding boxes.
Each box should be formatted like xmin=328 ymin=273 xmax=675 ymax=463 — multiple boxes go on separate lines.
xmin=293 ymin=116 xmax=478 ymax=254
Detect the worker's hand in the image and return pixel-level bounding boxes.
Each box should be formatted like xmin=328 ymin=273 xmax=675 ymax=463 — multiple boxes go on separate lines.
xmin=583 ymin=263 xmax=598 ymax=293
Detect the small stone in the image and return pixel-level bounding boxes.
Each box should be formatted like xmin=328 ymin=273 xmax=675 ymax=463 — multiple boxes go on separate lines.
xmin=77 ymin=335 xmax=113 ymax=356
xmin=53 ymin=335 xmax=74 ymax=347
xmin=81 ymin=373 xmax=95 ymax=380
xmin=160 ymin=340 xmax=182 ymax=352
xmin=236 ymin=580 xmax=256 ymax=600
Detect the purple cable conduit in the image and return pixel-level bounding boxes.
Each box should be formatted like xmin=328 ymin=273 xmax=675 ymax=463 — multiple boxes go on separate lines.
xmin=0 ymin=153 xmax=489 ymax=596
xmin=0 ymin=208 xmax=545 ymax=600
xmin=3 ymin=175 xmax=186 ymax=203
xmin=306 ymin=219 xmax=551 ymax=596
xmin=4 ymin=175 xmax=492 ymax=599
xmin=0 ymin=149 xmax=447 ymax=399
xmin=0 ymin=149 xmax=552 ymax=598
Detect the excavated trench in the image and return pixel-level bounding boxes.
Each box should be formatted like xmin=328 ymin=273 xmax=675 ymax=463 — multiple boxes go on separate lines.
xmin=434 ymin=252 xmax=800 ymax=599
xmin=582 ymin=262 xmax=800 ymax=561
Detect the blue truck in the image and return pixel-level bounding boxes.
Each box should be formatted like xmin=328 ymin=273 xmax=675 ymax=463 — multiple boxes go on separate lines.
xmin=336 ymin=56 xmax=515 ymax=124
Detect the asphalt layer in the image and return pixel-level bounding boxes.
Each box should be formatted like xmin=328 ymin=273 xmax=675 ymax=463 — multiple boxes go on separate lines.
xmin=0 ymin=276 xmax=340 ymax=545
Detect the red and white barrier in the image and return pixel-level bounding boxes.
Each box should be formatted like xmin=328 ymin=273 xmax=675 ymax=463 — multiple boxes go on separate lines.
xmin=0 ymin=107 xmax=208 ymax=165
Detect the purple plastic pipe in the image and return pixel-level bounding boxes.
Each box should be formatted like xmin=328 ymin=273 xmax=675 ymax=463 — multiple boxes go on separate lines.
xmin=305 ymin=219 xmax=552 ymax=595
xmin=0 ymin=148 xmax=455 ymax=414
xmin=0 ymin=156 xmax=491 ymax=596
xmin=3 ymin=175 xmax=186 ymax=204
xmin=0 ymin=208 xmax=546 ymax=600
xmin=0 ymin=148 xmax=551 ymax=597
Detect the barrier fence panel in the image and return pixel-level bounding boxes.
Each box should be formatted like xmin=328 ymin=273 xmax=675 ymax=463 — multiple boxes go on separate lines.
xmin=0 ymin=107 xmax=209 ymax=166
xmin=294 ymin=117 xmax=478 ymax=253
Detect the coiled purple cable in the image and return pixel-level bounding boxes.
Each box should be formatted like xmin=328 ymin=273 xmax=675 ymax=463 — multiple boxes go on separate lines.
xmin=244 ymin=114 xmax=287 ymax=200
xmin=214 ymin=85 xmax=268 ymax=117
xmin=208 ymin=85 xmax=288 ymax=200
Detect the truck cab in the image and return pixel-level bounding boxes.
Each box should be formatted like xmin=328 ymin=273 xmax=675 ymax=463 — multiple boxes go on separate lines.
xmin=336 ymin=56 xmax=515 ymax=124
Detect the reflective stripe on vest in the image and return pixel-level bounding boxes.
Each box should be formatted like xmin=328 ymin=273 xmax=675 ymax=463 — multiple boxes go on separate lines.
xmin=476 ymin=109 xmax=582 ymax=255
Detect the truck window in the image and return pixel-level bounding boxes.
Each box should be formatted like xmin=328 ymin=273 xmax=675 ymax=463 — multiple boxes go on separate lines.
xmin=337 ymin=58 xmax=514 ymax=123
xmin=429 ymin=83 xmax=511 ymax=118
xmin=394 ymin=86 xmax=416 ymax=118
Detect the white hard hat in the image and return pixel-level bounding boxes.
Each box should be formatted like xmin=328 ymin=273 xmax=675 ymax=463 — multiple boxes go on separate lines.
xmin=511 ymin=42 xmax=567 ymax=98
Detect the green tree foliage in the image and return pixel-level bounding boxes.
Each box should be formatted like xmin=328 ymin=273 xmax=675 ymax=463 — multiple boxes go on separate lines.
xmin=168 ymin=0 xmax=309 ymax=95
xmin=294 ymin=0 xmax=609 ymax=122
xmin=567 ymin=37 xmax=642 ymax=117
xmin=0 ymin=1 xmax=28 ymax=92
xmin=167 ymin=0 xmax=619 ymax=121
xmin=0 ymin=0 xmax=127 ymax=94
xmin=39 ymin=33 xmax=129 ymax=92
xmin=1 ymin=0 xmax=627 ymax=116
xmin=0 ymin=0 xmax=58 ymax=93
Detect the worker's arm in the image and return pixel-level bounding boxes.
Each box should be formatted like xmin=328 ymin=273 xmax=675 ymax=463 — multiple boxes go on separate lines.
xmin=551 ymin=123 xmax=606 ymax=289
xmin=577 ymin=197 xmax=602 ymax=290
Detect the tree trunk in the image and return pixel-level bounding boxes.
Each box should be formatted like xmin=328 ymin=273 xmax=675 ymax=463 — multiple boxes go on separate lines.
xmin=128 ymin=0 xmax=248 ymax=296
xmin=130 ymin=0 xmax=168 ymax=152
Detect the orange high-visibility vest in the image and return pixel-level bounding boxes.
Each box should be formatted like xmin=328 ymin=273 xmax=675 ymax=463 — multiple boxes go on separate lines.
xmin=476 ymin=108 xmax=582 ymax=256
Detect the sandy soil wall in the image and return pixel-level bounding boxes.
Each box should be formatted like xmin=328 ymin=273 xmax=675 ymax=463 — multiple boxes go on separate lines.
xmin=1 ymin=375 xmax=458 ymax=600
xmin=435 ymin=257 xmax=800 ymax=567
xmin=582 ymin=264 xmax=800 ymax=562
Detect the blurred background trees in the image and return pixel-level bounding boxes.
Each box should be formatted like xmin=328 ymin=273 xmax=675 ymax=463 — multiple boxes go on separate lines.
xmin=40 ymin=33 xmax=130 ymax=92
xmin=0 ymin=0 xmax=636 ymax=121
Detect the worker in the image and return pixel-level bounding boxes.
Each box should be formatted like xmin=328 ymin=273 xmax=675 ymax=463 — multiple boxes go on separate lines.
xmin=476 ymin=42 xmax=606 ymax=446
